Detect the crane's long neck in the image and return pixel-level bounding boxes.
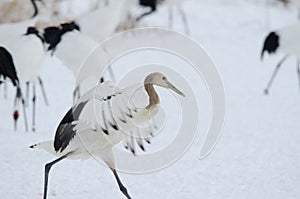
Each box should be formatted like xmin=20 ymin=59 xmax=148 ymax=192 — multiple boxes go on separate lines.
xmin=145 ymin=83 xmax=160 ymax=109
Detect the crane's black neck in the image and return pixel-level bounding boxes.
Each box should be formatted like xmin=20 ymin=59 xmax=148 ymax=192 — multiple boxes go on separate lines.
xmin=31 ymin=0 xmax=39 ymax=18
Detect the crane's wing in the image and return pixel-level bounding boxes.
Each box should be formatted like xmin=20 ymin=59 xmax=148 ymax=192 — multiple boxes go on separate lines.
xmin=54 ymin=81 xmax=159 ymax=155
xmin=93 ymin=82 xmax=159 ymax=155
xmin=54 ymin=100 xmax=89 ymax=153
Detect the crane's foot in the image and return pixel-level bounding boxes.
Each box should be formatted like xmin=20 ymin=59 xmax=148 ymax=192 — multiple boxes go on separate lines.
xmin=264 ymin=89 xmax=269 ymax=95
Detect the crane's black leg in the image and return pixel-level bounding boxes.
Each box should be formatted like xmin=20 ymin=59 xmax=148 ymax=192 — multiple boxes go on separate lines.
xmin=179 ymin=7 xmax=190 ymax=35
xmin=26 ymin=82 xmax=30 ymax=107
xmin=264 ymin=55 xmax=289 ymax=95
xmin=15 ymin=87 xmax=28 ymax=131
xmin=111 ymin=168 xmax=132 ymax=199
xmin=297 ymin=59 xmax=300 ymax=92
xmin=4 ymin=81 xmax=7 ymax=99
xmin=43 ymin=155 xmax=68 ymax=199
xmin=169 ymin=6 xmax=173 ymax=29
xmin=38 ymin=76 xmax=49 ymax=106
xmin=32 ymin=85 xmax=36 ymax=132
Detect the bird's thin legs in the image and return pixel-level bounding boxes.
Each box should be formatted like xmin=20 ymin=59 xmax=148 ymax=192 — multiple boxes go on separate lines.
xmin=14 ymin=87 xmax=28 ymax=131
xmin=43 ymin=155 xmax=68 ymax=199
xmin=32 ymin=85 xmax=36 ymax=132
xmin=111 ymin=168 xmax=132 ymax=199
xmin=264 ymin=55 xmax=289 ymax=95
xmin=26 ymin=82 xmax=30 ymax=107
xmin=4 ymin=81 xmax=7 ymax=99
xmin=38 ymin=76 xmax=49 ymax=106
xmin=168 ymin=6 xmax=173 ymax=29
xmin=297 ymin=59 xmax=300 ymax=92
xmin=179 ymin=7 xmax=190 ymax=35
xmin=21 ymin=97 xmax=28 ymax=132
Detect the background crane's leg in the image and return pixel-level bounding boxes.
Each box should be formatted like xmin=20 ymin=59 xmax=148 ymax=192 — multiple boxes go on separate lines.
xmin=15 ymin=87 xmax=28 ymax=131
xmin=22 ymin=97 xmax=28 ymax=132
xmin=38 ymin=76 xmax=49 ymax=106
xmin=179 ymin=7 xmax=190 ymax=35
xmin=111 ymin=168 xmax=132 ymax=199
xmin=168 ymin=6 xmax=173 ymax=29
xmin=43 ymin=155 xmax=68 ymax=199
xmin=264 ymin=55 xmax=289 ymax=95
xmin=297 ymin=59 xmax=300 ymax=92
xmin=3 ymin=81 xmax=7 ymax=99
xmin=32 ymin=85 xmax=36 ymax=132
xmin=26 ymin=82 xmax=30 ymax=107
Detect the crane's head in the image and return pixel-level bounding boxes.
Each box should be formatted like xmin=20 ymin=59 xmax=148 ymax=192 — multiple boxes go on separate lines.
xmin=144 ymin=72 xmax=185 ymax=97
xmin=261 ymin=31 xmax=280 ymax=60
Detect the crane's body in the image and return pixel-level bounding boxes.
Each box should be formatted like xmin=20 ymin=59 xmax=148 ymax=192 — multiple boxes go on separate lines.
xmin=1 ymin=27 xmax=47 ymax=131
xmin=30 ymin=72 xmax=185 ymax=199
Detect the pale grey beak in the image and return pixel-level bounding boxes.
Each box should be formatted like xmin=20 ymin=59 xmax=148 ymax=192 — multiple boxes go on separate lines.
xmin=168 ymin=82 xmax=185 ymax=97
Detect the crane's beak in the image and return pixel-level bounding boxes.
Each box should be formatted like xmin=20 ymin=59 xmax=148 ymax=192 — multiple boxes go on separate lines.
xmin=168 ymin=82 xmax=185 ymax=97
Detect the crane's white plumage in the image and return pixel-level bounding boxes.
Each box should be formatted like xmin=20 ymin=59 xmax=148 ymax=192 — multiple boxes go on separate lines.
xmin=278 ymin=23 xmax=300 ymax=56
xmin=4 ymin=34 xmax=45 ymax=85
xmin=76 ymin=0 xmax=130 ymax=43
xmin=54 ymin=30 xmax=98 ymax=77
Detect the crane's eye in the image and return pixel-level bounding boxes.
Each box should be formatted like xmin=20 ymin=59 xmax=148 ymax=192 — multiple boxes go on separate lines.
xmin=162 ymin=77 xmax=166 ymax=80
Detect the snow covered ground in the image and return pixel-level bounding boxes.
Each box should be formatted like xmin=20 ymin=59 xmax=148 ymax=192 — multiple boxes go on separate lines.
xmin=1 ymin=0 xmax=300 ymax=198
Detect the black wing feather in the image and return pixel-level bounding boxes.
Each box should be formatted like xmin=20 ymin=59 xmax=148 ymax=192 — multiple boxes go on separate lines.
xmin=0 ymin=47 xmax=19 ymax=86
xmin=54 ymin=101 xmax=88 ymax=152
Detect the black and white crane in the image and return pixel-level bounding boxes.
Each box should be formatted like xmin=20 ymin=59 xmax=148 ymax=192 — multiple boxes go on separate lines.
xmin=261 ymin=22 xmax=300 ymax=94
xmin=30 ymin=72 xmax=185 ymax=199
xmin=2 ymin=26 xmax=48 ymax=131
xmin=41 ymin=21 xmax=109 ymax=102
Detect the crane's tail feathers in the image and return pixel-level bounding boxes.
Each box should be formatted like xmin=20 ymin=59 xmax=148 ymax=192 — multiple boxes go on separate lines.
xmin=29 ymin=141 xmax=55 ymax=154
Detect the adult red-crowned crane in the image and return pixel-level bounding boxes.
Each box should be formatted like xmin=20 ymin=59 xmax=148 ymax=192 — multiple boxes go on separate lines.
xmin=41 ymin=21 xmax=107 ymax=102
xmin=2 ymin=26 xmax=48 ymax=131
xmin=137 ymin=0 xmax=190 ymax=35
xmin=30 ymin=72 xmax=185 ymax=199
xmin=261 ymin=22 xmax=300 ymax=94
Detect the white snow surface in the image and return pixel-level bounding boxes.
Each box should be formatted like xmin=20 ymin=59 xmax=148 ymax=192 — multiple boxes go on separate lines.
xmin=1 ymin=0 xmax=300 ymax=198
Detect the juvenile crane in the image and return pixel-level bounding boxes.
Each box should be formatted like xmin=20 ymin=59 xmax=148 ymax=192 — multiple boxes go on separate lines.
xmin=30 ymin=72 xmax=185 ymax=199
